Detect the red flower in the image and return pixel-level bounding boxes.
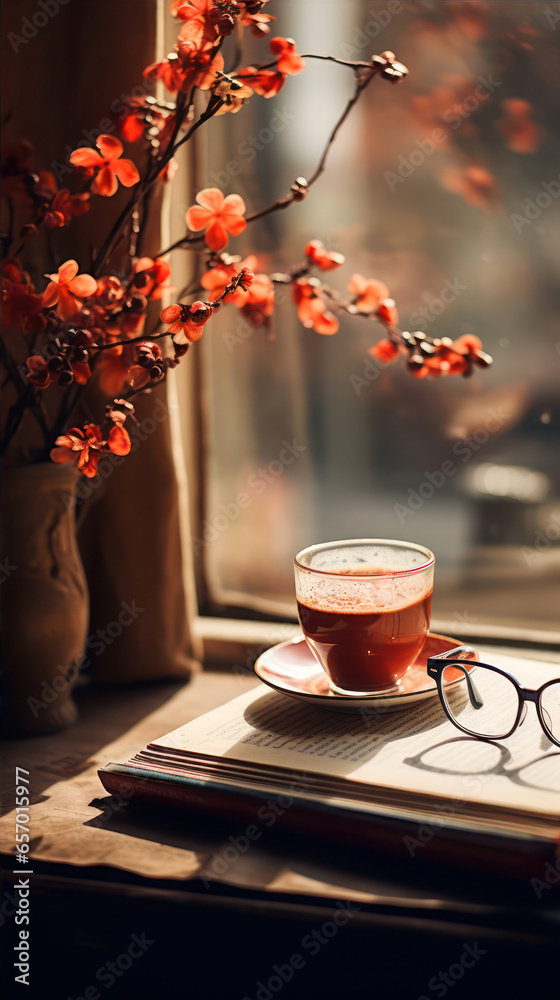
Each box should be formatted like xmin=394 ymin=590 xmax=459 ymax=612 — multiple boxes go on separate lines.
xmin=348 ymin=274 xmax=390 ymax=314
xmin=95 ymin=346 xmax=131 ymax=397
xmin=1 ymin=260 xmax=45 ymax=333
xmin=126 ymin=342 xmax=165 ymax=390
xmin=106 ymin=425 xmax=132 ymax=455
xmin=269 ymin=37 xmax=305 ymax=75
xmin=69 ymin=135 xmax=140 ymax=197
xmin=200 ymin=255 xmax=274 ymax=325
xmin=239 ymin=273 xmax=275 ymax=326
xmin=43 ymin=189 xmax=90 ymax=229
xmin=423 ymin=341 xmax=469 ymax=378
xmin=106 ymin=398 xmax=135 ymax=427
xmin=406 ymin=334 xmax=492 ymax=379
xmin=133 ymin=257 xmax=172 ymax=300
xmin=143 ymin=55 xmax=187 ymax=93
xmin=369 ymin=339 xmax=400 ymax=364
xmin=376 ymin=298 xmax=398 ymax=326
xmin=495 ymin=99 xmax=544 ymax=155
xmin=432 ymin=334 xmax=491 ymax=375
xmin=25 ymin=350 xmax=91 ymax=389
xmin=237 ymin=66 xmax=285 ymax=98
xmin=25 ymin=355 xmax=56 ymax=389
xmin=42 ymin=260 xmax=97 ymax=321
xmin=51 ymin=424 xmax=104 ymax=478
xmin=176 ymin=0 xmax=221 ymax=45
xmin=201 ymin=254 xmax=256 ymax=300
xmin=160 ymin=301 xmax=213 ymax=344
xmin=116 ymin=100 xmax=174 ymax=145
xmin=145 ymin=42 xmax=224 ymax=94
xmin=51 ymin=422 xmax=130 ymax=478
xmin=305 ymin=239 xmax=345 ymax=271
xmin=240 ymin=10 xmax=274 ymax=38
xmin=293 ymin=279 xmax=339 ymax=335
xmin=177 ymin=38 xmax=224 ymax=90
xmin=441 ymin=164 xmax=500 ymax=210
xmin=186 ymin=188 xmax=246 ymax=251
xmin=119 ymin=112 xmax=145 ymax=144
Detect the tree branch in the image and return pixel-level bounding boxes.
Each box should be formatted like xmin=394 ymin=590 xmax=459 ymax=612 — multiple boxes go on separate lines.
xmin=156 ymin=69 xmax=376 ymax=256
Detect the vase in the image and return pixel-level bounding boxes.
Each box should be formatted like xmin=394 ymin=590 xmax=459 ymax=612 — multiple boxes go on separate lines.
xmin=0 ymin=463 xmax=89 ymax=737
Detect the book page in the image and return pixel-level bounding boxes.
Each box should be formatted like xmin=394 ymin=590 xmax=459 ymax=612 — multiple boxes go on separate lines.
xmin=150 ymin=652 xmax=560 ymax=819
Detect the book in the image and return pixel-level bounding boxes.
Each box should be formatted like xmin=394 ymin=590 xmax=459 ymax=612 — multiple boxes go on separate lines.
xmin=98 ymin=649 xmax=560 ymax=879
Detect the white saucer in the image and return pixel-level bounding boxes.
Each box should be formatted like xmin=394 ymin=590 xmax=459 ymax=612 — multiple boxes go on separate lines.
xmin=254 ymin=633 xmax=479 ymax=713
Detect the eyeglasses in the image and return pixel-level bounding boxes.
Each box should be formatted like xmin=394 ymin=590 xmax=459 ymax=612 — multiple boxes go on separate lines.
xmin=426 ymin=646 xmax=560 ymax=747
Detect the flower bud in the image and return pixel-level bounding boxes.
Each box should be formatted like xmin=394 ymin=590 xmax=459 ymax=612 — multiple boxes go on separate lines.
xmin=408 ymin=353 xmax=426 ymax=372
xmin=189 ymin=301 xmax=212 ymax=324
xmin=72 ymin=347 xmax=90 ymax=363
xmin=48 ymin=355 xmax=67 ymax=374
xmin=291 ymin=177 xmax=309 ymax=201
xmin=126 ymin=293 xmax=147 ymax=311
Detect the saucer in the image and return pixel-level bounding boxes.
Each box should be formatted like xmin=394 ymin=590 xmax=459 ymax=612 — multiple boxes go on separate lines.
xmin=254 ymin=633 xmax=479 ymax=714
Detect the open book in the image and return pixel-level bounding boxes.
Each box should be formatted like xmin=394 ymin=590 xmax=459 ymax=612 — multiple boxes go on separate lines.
xmin=99 ymin=649 xmax=560 ymax=878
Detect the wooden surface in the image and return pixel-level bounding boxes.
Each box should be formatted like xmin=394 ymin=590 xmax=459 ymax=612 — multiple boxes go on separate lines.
xmin=1 ymin=667 xmax=559 ymax=914
xmin=2 ymin=670 xmax=560 ymax=1000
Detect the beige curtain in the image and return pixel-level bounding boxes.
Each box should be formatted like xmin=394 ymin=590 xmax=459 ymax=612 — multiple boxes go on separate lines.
xmin=3 ymin=0 xmax=201 ymax=682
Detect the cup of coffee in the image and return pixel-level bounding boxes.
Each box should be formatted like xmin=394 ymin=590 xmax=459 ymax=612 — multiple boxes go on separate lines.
xmin=294 ymin=539 xmax=435 ymax=695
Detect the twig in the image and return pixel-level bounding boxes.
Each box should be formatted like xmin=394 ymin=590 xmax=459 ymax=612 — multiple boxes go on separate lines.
xmin=156 ymin=70 xmax=375 ymax=256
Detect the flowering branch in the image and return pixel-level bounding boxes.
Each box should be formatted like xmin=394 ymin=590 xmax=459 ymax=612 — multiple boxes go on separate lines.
xmin=0 ymin=0 xmax=492 ymax=475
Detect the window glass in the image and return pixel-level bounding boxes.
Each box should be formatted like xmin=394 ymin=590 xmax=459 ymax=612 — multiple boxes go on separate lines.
xmin=197 ymin=1 xmax=560 ymax=632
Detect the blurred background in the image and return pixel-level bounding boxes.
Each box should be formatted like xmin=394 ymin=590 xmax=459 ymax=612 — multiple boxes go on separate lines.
xmin=174 ymin=0 xmax=560 ymax=636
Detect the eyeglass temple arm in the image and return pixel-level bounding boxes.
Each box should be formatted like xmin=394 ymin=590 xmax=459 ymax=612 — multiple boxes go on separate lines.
xmin=428 ymin=645 xmax=484 ymax=710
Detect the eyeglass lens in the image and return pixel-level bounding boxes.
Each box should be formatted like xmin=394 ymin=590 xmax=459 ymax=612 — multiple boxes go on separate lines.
xmin=441 ymin=664 xmax=520 ymax=739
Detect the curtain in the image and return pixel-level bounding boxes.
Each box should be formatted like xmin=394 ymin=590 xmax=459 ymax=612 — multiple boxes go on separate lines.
xmin=2 ymin=0 xmax=201 ymax=681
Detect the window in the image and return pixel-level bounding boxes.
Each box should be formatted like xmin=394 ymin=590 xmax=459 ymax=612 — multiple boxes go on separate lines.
xmin=172 ymin=1 xmax=560 ymax=643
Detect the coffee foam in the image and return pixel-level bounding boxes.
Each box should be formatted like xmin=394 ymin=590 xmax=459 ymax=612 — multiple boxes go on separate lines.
xmin=296 ymin=565 xmax=432 ymax=615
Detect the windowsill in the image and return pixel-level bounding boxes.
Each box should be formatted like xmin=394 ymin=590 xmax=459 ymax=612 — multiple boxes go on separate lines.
xmin=195 ymin=616 xmax=560 ymax=669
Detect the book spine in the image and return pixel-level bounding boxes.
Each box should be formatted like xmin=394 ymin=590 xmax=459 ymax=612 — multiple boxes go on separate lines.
xmin=98 ymin=764 xmax=557 ymax=881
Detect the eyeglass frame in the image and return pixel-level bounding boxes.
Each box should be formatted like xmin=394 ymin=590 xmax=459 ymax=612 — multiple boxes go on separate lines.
xmin=426 ymin=646 xmax=560 ymax=747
